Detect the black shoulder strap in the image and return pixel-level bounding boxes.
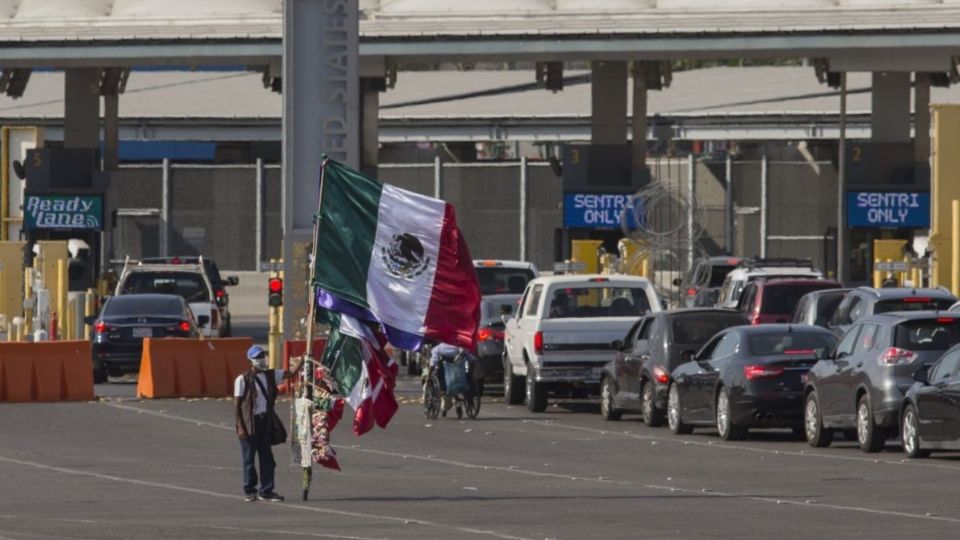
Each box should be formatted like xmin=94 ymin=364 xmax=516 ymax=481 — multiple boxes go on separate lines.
xmin=252 ymin=373 xmax=276 ymax=407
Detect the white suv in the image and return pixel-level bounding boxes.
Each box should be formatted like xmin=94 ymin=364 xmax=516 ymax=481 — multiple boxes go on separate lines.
xmin=503 ymin=274 xmax=661 ymax=412
xmin=716 ymin=258 xmax=823 ymax=309
xmin=115 ymin=261 xmax=221 ymax=337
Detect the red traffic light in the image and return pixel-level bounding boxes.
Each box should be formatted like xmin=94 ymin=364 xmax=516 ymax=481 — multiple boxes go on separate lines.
xmin=268 ymin=277 xmax=283 ymax=307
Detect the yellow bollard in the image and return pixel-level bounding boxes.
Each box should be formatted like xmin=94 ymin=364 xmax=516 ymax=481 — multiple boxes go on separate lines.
xmin=84 ymin=288 xmax=95 ymax=340
xmin=873 ymin=259 xmax=882 ymax=288
xmin=23 ymin=268 xmax=32 ymax=337
xmin=57 ymin=259 xmax=67 ymax=340
xmin=953 ymin=200 xmax=960 ymax=296
xmin=913 ymin=266 xmax=922 ymax=289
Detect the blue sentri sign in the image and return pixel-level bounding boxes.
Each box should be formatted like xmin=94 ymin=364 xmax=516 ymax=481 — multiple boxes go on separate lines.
xmin=563 ymin=193 xmax=642 ymax=229
xmin=847 ymin=191 xmax=929 ymax=228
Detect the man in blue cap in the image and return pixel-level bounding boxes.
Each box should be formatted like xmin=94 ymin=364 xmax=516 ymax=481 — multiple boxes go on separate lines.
xmin=234 ymin=345 xmax=304 ymax=502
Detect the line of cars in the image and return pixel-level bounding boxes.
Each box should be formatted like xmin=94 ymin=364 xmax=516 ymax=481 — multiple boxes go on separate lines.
xmin=499 ymin=256 xmax=960 ymax=458
xmin=88 ymin=255 xmax=238 ymax=382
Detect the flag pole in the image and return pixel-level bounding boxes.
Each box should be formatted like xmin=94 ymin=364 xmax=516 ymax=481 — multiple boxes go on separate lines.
xmin=300 ymin=156 xmax=329 ymax=501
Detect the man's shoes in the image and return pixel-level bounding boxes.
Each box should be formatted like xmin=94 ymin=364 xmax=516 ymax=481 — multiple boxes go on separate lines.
xmin=244 ymin=493 xmax=257 ymax=502
xmin=258 ymin=492 xmax=285 ymax=502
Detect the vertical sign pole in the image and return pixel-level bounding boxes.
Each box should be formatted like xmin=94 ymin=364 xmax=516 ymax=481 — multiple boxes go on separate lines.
xmin=837 ymin=72 xmax=848 ymax=282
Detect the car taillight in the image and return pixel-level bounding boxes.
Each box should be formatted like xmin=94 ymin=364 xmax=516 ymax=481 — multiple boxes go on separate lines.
xmin=750 ymin=314 xmax=761 ymax=325
xmin=215 ymin=289 xmax=226 ymax=299
xmin=94 ymin=321 xmax=108 ymax=334
xmin=744 ymin=364 xmax=785 ymax=380
xmin=179 ymin=321 xmax=192 ymax=332
xmin=878 ymin=347 xmax=918 ymax=366
xmin=653 ymin=366 xmax=670 ymax=384
xmin=478 ymin=328 xmax=504 ymax=342
xmin=534 ymin=331 xmax=544 ymax=354
xmin=686 ymin=288 xmax=697 ymax=296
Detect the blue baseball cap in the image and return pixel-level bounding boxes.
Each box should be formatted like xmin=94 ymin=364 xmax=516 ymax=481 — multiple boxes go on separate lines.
xmin=247 ymin=345 xmax=267 ymax=361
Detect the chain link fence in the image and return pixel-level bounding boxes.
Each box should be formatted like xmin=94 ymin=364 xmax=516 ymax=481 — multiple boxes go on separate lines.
xmin=110 ymin=157 xmax=837 ymax=273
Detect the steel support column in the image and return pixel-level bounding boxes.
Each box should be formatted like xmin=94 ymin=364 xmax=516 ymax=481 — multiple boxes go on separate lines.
xmin=63 ymin=69 xmax=99 ymax=149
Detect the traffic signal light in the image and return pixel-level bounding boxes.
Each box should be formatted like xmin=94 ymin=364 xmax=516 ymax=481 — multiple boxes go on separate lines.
xmin=268 ymin=277 xmax=283 ymax=307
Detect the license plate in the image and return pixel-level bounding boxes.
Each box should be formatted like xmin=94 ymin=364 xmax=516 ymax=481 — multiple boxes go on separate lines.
xmin=132 ymin=327 xmax=153 ymax=338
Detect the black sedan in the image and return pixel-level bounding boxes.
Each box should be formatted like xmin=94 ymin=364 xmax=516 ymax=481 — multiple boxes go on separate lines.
xmin=667 ymin=324 xmax=837 ymax=440
xmin=600 ymin=308 xmax=747 ymax=425
xmin=900 ymin=343 xmax=960 ymax=458
xmin=88 ymin=294 xmax=206 ymax=382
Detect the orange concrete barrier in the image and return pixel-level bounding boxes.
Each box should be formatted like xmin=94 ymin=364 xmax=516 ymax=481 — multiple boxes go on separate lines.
xmin=136 ymin=337 xmax=253 ymax=399
xmin=0 ymin=341 xmax=94 ymax=402
xmin=278 ymin=339 xmax=327 ymax=394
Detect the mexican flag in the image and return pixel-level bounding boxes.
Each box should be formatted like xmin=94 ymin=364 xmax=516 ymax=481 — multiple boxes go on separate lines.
xmin=314 ymin=157 xmax=481 ymax=351
xmin=320 ymin=310 xmax=398 ymax=436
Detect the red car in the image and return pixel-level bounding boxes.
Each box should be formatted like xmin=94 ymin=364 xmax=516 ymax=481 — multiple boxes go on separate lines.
xmin=736 ymin=278 xmax=843 ymax=325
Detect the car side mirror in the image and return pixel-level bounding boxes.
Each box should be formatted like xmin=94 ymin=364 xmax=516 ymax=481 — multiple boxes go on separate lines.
xmin=611 ymin=339 xmax=624 ymax=351
xmin=197 ymin=315 xmax=210 ymax=328
xmin=226 ymin=276 xmax=239 ymax=286
xmin=913 ymin=366 xmax=930 ymax=385
xmin=83 ymin=315 xmax=97 ymax=325
xmin=680 ymin=350 xmax=697 ymax=363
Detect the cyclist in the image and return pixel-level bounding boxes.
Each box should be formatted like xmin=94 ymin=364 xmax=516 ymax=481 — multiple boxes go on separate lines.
xmin=430 ymin=342 xmax=461 ymax=416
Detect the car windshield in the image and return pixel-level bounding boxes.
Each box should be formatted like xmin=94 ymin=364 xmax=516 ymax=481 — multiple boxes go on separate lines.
xmin=875 ymin=298 xmax=955 ymax=313
xmin=121 ymin=272 xmax=210 ymax=302
xmin=761 ymin=284 xmax=838 ymax=315
xmin=476 ymin=267 xmax=535 ymax=295
xmin=480 ymin=298 xmax=518 ymax=326
xmin=816 ymin=292 xmax=848 ymax=325
xmin=895 ymin=319 xmax=960 ymax=351
xmin=671 ymin=313 xmax=745 ymax=347
xmin=103 ymin=296 xmax=183 ymax=318
xmin=748 ymin=332 xmax=837 ymax=356
xmin=547 ymin=286 xmax=651 ymax=319
xmin=708 ymin=265 xmax=737 ymax=287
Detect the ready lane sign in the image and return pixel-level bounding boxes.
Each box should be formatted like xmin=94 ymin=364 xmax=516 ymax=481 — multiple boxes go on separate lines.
xmin=23 ymin=194 xmax=103 ymax=230
xmin=564 ymin=193 xmax=643 ymax=229
xmin=847 ymin=191 xmax=929 ymax=228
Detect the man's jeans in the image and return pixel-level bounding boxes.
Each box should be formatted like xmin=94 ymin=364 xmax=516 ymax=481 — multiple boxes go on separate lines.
xmin=240 ymin=414 xmax=276 ymax=495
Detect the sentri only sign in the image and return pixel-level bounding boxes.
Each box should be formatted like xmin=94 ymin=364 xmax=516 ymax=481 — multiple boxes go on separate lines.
xmin=23 ymin=194 xmax=103 ymax=230
xmin=847 ymin=191 xmax=930 ymax=228
xmin=564 ymin=193 xmax=642 ymax=229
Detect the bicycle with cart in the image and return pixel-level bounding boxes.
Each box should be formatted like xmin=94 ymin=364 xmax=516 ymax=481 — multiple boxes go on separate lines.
xmin=422 ymin=347 xmax=482 ymax=420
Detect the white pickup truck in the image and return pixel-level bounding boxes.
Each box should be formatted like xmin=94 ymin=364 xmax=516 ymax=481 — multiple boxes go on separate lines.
xmin=503 ymin=274 xmax=662 ymax=412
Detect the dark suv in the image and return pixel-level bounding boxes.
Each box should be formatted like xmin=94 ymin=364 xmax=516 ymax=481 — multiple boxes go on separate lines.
xmin=803 ymin=312 xmax=960 ymax=452
xmin=600 ymin=308 xmax=747 ymax=425
xmin=736 ymin=278 xmax=841 ymax=325
xmin=826 ymin=287 xmax=957 ymax=337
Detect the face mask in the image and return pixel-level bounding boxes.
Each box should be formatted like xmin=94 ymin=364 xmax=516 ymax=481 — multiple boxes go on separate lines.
xmin=251 ymin=357 xmax=268 ymax=371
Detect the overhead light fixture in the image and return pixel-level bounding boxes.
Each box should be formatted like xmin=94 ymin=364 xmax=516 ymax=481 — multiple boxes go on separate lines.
xmin=535 ymin=62 xmax=564 ymax=93
xmin=0 ymin=68 xmax=31 ymax=99
xmin=97 ymin=67 xmax=129 ymax=95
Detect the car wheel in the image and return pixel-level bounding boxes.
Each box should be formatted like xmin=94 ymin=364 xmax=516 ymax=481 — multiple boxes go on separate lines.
xmin=526 ymin=370 xmax=547 ymax=413
xmin=667 ymin=383 xmax=693 ymax=435
xmin=641 ymin=380 xmax=665 ymax=427
xmin=504 ymin=358 xmax=524 ymax=405
xmin=857 ymin=394 xmax=887 ymax=453
xmin=804 ymin=391 xmax=833 ymax=448
xmin=901 ymin=404 xmax=930 ymax=458
xmin=600 ymin=377 xmax=622 ymax=421
xmin=716 ymin=388 xmax=747 ymax=441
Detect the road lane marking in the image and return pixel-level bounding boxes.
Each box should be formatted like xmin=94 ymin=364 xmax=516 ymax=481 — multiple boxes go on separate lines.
xmin=518 ymin=419 xmax=960 ymax=473
xmin=99 ymin=402 xmax=960 ymax=527
xmin=0 ymin=455 xmax=534 ymax=540
xmin=210 ymin=526 xmax=384 ymax=539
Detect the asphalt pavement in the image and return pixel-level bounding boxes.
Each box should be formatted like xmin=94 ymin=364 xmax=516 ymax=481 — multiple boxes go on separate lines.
xmin=5 ymin=374 xmax=960 ymax=540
